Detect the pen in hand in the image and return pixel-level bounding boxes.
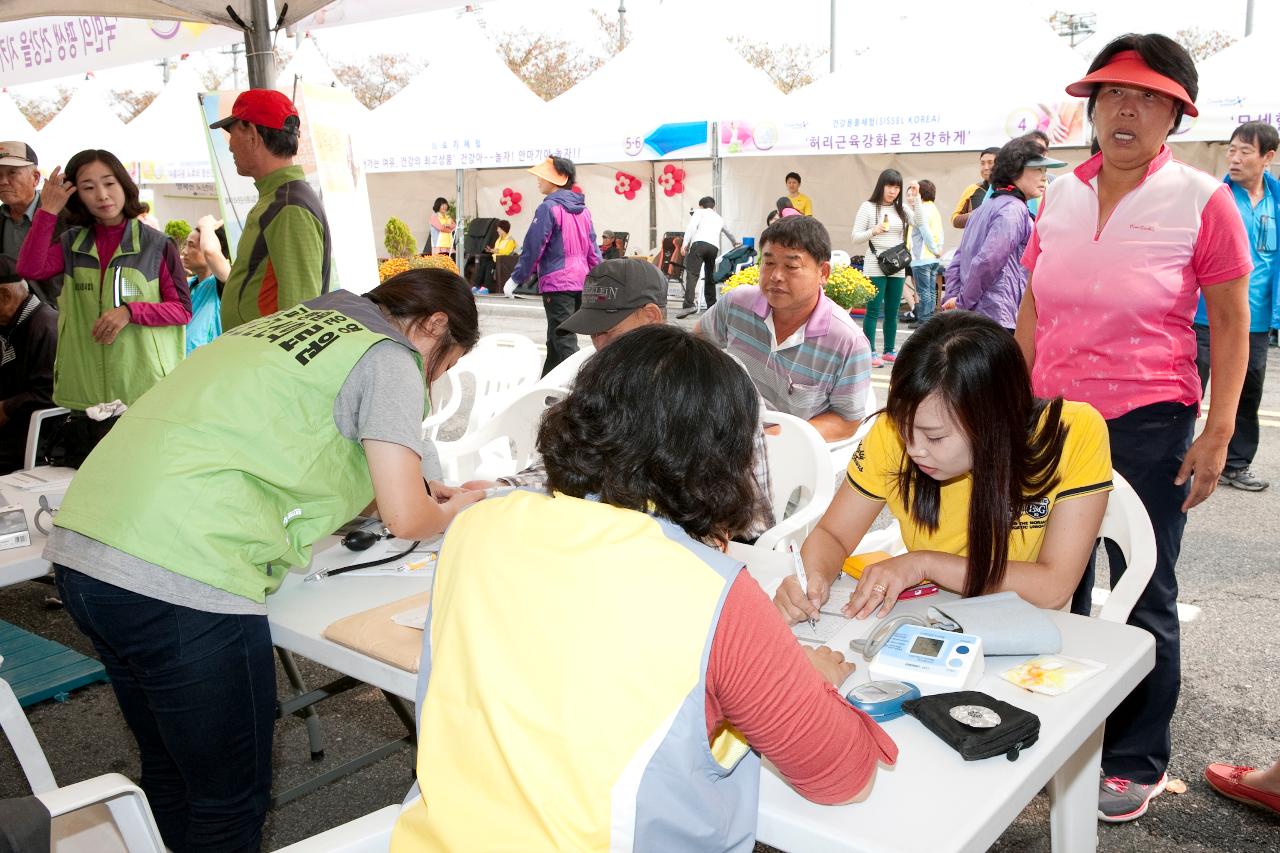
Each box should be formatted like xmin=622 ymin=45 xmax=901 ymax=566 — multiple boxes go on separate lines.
xmin=788 ymin=541 xmax=818 ymax=630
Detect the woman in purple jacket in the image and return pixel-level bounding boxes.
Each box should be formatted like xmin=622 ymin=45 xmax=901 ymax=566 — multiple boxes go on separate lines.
xmin=942 ymin=138 xmax=1066 ymax=331
xmin=508 ymin=156 xmax=601 ymax=376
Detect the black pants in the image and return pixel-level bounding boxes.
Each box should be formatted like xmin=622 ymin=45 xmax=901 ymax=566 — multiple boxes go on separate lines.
xmin=1194 ymin=323 xmax=1268 ymax=471
xmin=56 ymin=567 xmax=276 ymax=852
xmin=542 ymin=291 xmax=582 ymax=377
xmin=682 ymin=241 xmax=719 ymax=309
xmin=1071 ymin=401 xmax=1194 ymax=783
xmin=472 ymin=254 xmax=495 ymax=288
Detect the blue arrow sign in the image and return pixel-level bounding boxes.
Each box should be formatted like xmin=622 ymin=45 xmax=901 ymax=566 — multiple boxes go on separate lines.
xmin=643 ymin=122 xmax=708 ymax=156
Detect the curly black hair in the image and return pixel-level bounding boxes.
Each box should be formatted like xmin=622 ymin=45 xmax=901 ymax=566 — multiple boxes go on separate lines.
xmin=538 ymin=325 xmax=762 ymax=543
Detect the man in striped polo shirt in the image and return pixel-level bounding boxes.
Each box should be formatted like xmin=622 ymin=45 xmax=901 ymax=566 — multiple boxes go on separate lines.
xmin=696 ymin=216 xmax=872 ymax=441
xmin=210 ymin=89 xmax=332 ymax=330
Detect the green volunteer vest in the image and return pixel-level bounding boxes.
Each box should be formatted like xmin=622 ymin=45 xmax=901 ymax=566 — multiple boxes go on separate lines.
xmin=53 ymin=219 xmax=185 ymax=410
xmin=53 ymin=292 xmax=424 ymax=603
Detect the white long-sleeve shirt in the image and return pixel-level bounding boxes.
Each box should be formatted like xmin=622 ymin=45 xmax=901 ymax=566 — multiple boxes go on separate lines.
xmin=852 ymin=197 xmax=926 ymax=278
xmin=684 ymin=208 xmax=737 ymax=248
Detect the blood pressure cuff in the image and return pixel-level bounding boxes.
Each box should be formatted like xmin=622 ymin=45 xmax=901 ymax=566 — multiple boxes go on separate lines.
xmin=902 ymin=690 xmax=1040 ymax=761
xmin=928 ymin=591 xmax=1061 ymax=656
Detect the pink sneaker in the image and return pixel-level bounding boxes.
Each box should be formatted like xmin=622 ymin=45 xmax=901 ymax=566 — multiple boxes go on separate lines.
xmin=871 ymin=353 xmax=885 ymax=368
xmin=883 ymin=352 xmax=897 ymax=363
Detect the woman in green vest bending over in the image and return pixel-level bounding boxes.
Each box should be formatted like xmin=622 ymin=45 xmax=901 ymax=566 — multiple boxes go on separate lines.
xmin=16 ymin=148 xmax=191 ymax=451
xmin=45 ymin=268 xmax=483 ymax=853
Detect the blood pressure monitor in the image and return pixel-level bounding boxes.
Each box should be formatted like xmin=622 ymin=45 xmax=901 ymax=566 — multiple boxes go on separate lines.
xmin=868 ymin=624 xmax=984 ymax=692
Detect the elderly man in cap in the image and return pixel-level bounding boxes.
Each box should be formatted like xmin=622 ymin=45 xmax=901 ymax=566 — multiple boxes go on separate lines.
xmin=0 ymin=141 xmax=61 ymax=306
xmin=0 ymin=256 xmax=56 ymax=473
xmin=456 ymin=258 xmax=776 ymax=536
xmin=210 ymin=89 xmax=332 ymax=329
xmin=506 ymin=156 xmax=601 ymax=376
xmin=600 ymin=229 xmax=624 ymax=260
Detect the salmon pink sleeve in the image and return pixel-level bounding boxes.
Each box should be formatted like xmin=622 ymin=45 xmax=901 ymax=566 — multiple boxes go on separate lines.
xmin=1193 ymin=184 xmax=1253 ymax=286
xmin=705 ymin=571 xmax=897 ymax=804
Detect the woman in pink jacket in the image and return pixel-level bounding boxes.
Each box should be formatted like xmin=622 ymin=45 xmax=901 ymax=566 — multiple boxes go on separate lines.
xmin=507 ymin=157 xmax=601 ymax=376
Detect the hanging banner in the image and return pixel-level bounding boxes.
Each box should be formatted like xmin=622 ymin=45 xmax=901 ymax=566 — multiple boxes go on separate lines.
xmin=360 ymin=119 xmax=709 ymax=174
xmin=720 ymin=102 xmax=1085 ymax=158
xmin=203 ymin=85 xmax=380 ymax=294
xmin=1181 ymin=96 xmax=1276 ymax=143
xmin=0 ymin=16 xmax=240 ymax=86
xmin=297 ymin=81 xmax=379 ymax=294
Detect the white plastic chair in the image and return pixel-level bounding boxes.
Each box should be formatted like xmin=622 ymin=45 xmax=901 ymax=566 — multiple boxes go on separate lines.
xmin=457 ymin=334 xmax=542 ymax=433
xmin=275 ymin=804 xmax=400 ymax=852
xmin=826 ymin=385 xmax=878 ymax=484
xmin=1094 ymin=471 xmax=1157 ymax=623
xmin=534 ymin=345 xmax=593 ymax=392
xmin=0 ymin=669 xmax=165 ymax=852
xmin=756 ymin=412 xmax=837 ymax=551
xmin=23 ymin=406 xmax=69 ymax=470
xmin=421 ymin=369 xmax=462 ymax=442
xmin=436 ymin=385 xmax=568 ymax=482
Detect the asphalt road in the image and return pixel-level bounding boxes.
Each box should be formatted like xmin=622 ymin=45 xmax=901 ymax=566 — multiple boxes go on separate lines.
xmin=1 ymin=295 xmax=1277 ymax=851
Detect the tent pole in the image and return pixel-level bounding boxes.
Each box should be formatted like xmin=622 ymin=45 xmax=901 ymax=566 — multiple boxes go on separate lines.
xmin=456 ymin=168 xmax=465 ymax=268
xmin=245 ymin=0 xmax=275 ymax=89
xmin=649 ymin=161 xmax=657 ymax=251
xmin=711 ymin=121 xmax=722 ymax=211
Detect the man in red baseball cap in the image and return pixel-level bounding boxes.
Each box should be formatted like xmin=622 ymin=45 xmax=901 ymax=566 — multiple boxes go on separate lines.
xmin=210 ymin=89 xmax=332 ymax=328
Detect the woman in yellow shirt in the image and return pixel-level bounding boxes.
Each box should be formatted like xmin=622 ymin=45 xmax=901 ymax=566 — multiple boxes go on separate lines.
xmin=428 ymin=197 xmax=455 ymax=256
xmin=774 ymin=311 xmax=1112 ymax=624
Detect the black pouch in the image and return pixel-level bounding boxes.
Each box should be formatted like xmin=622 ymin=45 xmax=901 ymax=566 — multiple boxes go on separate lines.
xmin=902 ymin=690 xmax=1040 ymax=761
xmin=42 ymin=412 xmax=118 ymax=469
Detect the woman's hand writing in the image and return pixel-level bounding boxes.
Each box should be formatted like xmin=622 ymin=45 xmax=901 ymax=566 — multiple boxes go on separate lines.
xmin=773 ymin=572 xmax=831 ymax=626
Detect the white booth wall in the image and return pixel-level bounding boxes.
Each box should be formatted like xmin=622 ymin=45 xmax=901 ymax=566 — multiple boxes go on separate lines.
xmin=367 ymin=171 xmax=463 ymax=257
xmin=718 ymin=150 xmax=1092 ymax=258
xmin=366 ymin=142 xmax=1229 ymax=265
xmin=367 ymin=160 xmax=715 ymax=259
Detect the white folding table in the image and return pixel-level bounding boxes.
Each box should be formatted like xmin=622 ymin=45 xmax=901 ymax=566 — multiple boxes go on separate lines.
xmin=0 ymin=474 xmax=63 ymax=588
xmin=738 ymin=544 xmax=1155 ymax=853
xmin=270 ymin=540 xmax=1154 ymax=852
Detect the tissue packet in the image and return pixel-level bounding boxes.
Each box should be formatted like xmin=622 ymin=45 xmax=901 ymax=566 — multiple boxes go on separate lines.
xmin=1001 ymin=655 xmax=1106 ymax=696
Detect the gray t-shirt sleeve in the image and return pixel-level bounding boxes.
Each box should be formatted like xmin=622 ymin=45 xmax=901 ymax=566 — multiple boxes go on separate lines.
xmin=333 ymin=339 xmax=426 ymax=457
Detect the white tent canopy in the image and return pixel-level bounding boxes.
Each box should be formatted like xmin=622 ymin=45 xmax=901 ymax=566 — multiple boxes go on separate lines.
xmin=0 ymin=91 xmax=37 ymax=142
xmin=38 ymin=76 xmax=130 ymax=171
xmin=543 ymin=11 xmax=786 ymax=164
xmin=125 ymin=59 xmax=212 ymax=183
xmin=279 ymin=36 xmax=344 ymax=91
xmin=359 ymin=17 xmax=546 ymax=174
xmin=724 ymin=6 xmax=1089 ymax=160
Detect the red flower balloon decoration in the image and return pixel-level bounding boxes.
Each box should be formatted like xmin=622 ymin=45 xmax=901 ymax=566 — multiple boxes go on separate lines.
xmin=613 ymin=170 xmax=642 ymax=201
xmin=657 ymin=164 xmax=686 ymax=197
xmin=500 ymin=187 xmax=522 ymax=216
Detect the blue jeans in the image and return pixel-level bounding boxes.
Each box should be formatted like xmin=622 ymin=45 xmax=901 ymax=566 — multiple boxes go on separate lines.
xmin=1070 ymin=402 xmax=1194 ymax=784
xmin=54 ymin=566 xmax=276 ymax=853
xmin=911 ymin=263 xmax=939 ymax=323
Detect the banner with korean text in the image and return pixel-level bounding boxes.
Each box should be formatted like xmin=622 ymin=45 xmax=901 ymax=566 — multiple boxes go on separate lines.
xmin=0 ymin=16 xmax=239 ymax=86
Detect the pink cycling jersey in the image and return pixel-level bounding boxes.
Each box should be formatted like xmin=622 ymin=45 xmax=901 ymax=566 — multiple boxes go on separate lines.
xmin=1023 ymin=146 xmax=1251 ymax=419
